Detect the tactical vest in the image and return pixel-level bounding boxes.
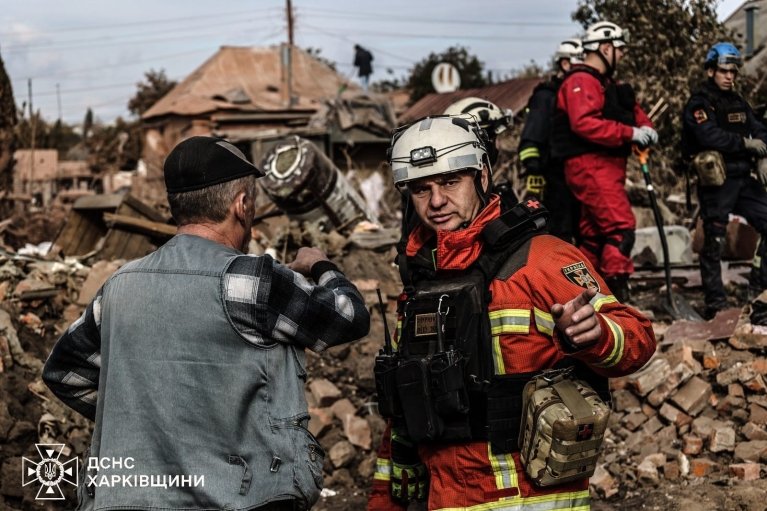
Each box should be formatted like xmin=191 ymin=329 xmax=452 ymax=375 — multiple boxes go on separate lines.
xmin=550 ymin=66 xmax=637 ymax=159
xmin=681 ymin=82 xmax=755 ymax=177
xmin=374 ymin=202 xmax=609 ymax=454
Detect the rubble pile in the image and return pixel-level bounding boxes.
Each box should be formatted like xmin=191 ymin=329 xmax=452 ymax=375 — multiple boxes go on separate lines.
xmin=593 ymin=307 xmax=767 ymax=500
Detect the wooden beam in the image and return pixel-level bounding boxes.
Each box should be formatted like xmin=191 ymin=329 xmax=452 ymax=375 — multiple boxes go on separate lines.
xmin=103 ymin=213 xmax=176 ymax=239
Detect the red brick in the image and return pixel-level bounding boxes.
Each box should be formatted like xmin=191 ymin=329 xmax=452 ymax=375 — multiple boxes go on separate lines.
xmin=663 ymin=461 xmax=681 ymax=481
xmin=689 ymin=458 xmax=718 ymax=478
xmin=729 ymin=463 xmax=761 ymax=481
xmin=682 ymin=434 xmax=703 ymax=455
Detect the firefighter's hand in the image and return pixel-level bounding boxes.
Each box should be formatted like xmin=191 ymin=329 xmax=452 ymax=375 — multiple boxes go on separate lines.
xmin=390 ymin=432 xmax=428 ymax=503
xmin=287 ymin=247 xmax=330 ymax=276
xmin=521 ymin=157 xmax=541 ymax=177
xmin=551 ymin=288 xmax=602 ymax=348
xmin=758 ymin=158 xmax=767 ymax=187
xmin=745 ymin=138 xmax=767 ymax=158
xmin=391 ymin=462 xmax=428 ymax=503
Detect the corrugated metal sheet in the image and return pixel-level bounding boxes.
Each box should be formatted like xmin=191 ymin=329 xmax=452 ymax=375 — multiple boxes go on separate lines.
xmin=143 ymin=45 xmax=358 ymax=120
xmin=399 ymin=77 xmax=543 ymax=124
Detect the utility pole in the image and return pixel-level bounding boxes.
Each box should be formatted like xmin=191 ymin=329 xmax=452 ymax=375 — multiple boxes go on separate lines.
xmin=286 ymin=0 xmax=295 ymax=108
xmin=28 ymin=78 xmax=35 ymax=195
xmin=56 ymin=83 xmax=62 ymax=122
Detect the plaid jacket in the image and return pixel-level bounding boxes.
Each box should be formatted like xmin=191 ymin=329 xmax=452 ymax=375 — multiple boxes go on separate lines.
xmin=43 ymin=240 xmax=370 ymax=421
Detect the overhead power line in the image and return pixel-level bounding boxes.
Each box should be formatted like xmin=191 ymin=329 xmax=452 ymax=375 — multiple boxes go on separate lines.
xmin=0 ymin=8 xmax=282 ymax=38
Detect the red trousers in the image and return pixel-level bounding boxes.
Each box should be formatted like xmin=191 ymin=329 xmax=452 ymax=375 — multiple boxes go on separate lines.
xmin=564 ymin=153 xmax=635 ymax=278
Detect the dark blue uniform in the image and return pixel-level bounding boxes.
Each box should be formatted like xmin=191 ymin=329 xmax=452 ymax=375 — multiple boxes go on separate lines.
xmin=682 ymin=80 xmax=767 ymax=315
xmin=518 ymin=77 xmax=578 ymax=242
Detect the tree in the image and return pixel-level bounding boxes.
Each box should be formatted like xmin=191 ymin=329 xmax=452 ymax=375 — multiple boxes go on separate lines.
xmin=127 ymin=69 xmax=177 ymax=117
xmin=572 ymin=0 xmax=732 ymax=184
xmin=83 ymin=107 xmax=94 ymax=139
xmin=0 ymin=51 xmax=16 ymax=216
xmin=406 ymin=46 xmax=487 ymax=104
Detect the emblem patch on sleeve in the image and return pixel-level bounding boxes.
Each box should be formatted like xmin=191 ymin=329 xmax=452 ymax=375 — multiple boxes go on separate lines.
xmin=562 ymin=261 xmax=600 ymax=292
xmin=693 ymin=109 xmax=708 ymax=124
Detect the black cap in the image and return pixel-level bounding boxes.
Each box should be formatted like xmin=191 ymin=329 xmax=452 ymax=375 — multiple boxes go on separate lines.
xmin=163 ymin=136 xmax=264 ymax=194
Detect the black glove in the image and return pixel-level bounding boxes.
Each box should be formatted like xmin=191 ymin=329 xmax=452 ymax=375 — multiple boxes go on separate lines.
xmin=744 ymin=138 xmax=767 ymax=158
xmin=521 ymin=157 xmax=541 ymax=177
xmin=390 ymin=431 xmax=428 ymax=503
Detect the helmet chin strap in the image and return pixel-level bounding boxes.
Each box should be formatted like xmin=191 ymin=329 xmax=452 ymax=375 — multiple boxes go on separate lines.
xmin=595 ymin=44 xmax=616 ymax=77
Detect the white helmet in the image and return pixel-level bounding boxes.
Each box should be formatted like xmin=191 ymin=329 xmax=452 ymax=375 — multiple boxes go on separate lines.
xmin=388 ymin=115 xmax=487 ymax=187
xmin=554 ymin=38 xmax=583 ymax=64
xmin=442 ymin=97 xmax=512 ymax=136
xmin=582 ymin=21 xmax=629 ymax=52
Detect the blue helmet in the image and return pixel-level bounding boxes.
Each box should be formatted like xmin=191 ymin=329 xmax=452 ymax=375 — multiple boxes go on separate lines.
xmin=705 ymin=42 xmax=742 ymax=69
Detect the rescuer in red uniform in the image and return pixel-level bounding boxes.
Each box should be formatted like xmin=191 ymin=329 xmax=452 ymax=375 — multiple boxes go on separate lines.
xmin=551 ymin=21 xmax=657 ymax=302
xmin=368 ymin=114 xmax=656 ymax=511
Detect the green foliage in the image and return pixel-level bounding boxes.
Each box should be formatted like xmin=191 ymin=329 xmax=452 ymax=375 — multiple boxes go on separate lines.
xmin=127 ymin=69 xmax=177 ymax=117
xmin=406 ymin=46 xmax=486 ymax=104
xmin=572 ymin=0 xmax=732 ymax=181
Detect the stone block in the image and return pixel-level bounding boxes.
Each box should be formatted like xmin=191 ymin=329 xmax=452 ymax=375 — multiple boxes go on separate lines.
xmin=671 ymin=376 xmax=712 ymax=416
xmin=742 ymin=421 xmax=767 ymax=441
xmin=750 ymin=403 xmax=767 ymax=426
xmin=343 ymin=415 xmax=372 ymax=450
xmin=309 ymin=378 xmax=342 ymax=407
xmin=329 ymin=440 xmax=356 ymax=468
xmin=734 ymin=440 xmax=767 ymax=463
xmin=623 ymin=411 xmax=648 ymax=431
xmin=659 ymin=402 xmax=691 ymax=427
xmin=708 ymin=426 xmax=736 ymax=452
xmin=612 ymin=389 xmax=641 ymax=412
xmin=590 ymin=464 xmax=618 ymax=498
xmin=629 ymin=357 xmax=671 ymax=396
xmin=636 ymin=459 xmax=659 ymax=484
xmin=308 ymin=407 xmax=334 ymax=438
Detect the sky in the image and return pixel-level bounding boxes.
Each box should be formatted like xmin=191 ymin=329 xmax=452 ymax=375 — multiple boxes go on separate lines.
xmin=0 ymin=0 xmax=745 ymax=125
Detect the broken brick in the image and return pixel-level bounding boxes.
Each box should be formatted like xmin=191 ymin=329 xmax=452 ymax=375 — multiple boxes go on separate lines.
xmin=682 ymin=434 xmax=703 ymax=455
xmin=309 ymin=378 xmax=342 ymax=407
xmin=742 ymin=421 xmax=767 ymax=441
xmin=689 ymin=458 xmax=718 ymax=478
xmin=663 ymin=460 xmax=681 ymax=481
xmin=671 ymin=376 xmax=712 ymax=416
xmin=729 ymin=463 xmax=761 ymax=481
xmin=708 ymin=426 xmax=736 ymax=453
xmin=629 ymin=357 xmax=671 ymax=396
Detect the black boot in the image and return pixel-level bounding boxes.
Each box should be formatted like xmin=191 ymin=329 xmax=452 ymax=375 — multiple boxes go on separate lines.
xmin=605 ymin=275 xmax=630 ymax=303
xmin=700 ymin=224 xmax=728 ymax=317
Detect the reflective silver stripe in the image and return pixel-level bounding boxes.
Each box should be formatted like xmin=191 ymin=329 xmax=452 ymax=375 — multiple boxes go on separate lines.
xmin=533 ymin=308 xmax=555 ymax=336
xmin=487 ymin=444 xmax=518 ymax=492
xmin=419 ymin=117 xmax=433 ymax=130
xmin=435 ymin=490 xmax=590 ymax=511
xmin=448 ymin=153 xmax=479 ymax=170
xmin=590 ymin=292 xmax=617 ymax=312
xmin=489 ymin=309 xmax=530 ymax=335
xmin=373 ymin=458 xmax=391 ymax=481
xmin=393 ymin=167 xmax=409 ymax=182
xmin=595 ymin=314 xmax=625 ymax=368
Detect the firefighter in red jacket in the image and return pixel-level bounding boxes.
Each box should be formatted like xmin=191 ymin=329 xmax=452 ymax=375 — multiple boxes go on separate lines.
xmin=551 ymin=21 xmax=657 ymax=302
xmin=368 ymin=115 xmax=656 ymax=511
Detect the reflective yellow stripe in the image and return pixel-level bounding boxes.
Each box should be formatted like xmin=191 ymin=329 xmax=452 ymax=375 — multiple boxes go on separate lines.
xmin=436 ymin=489 xmax=590 ymax=511
xmin=519 ymin=147 xmax=540 ymax=161
xmin=393 ymin=320 xmax=401 ymax=350
xmin=595 ymin=314 xmax=625 ymax=368
xmin=374 ymin=458 xmax=391 ymax=481
xmin=492 ymin=335 xmax=505 ymax=374
xmin=754 ymin=254 xmax=762 ymax=269
xmin=489 ymin=309 xmax=530 ymax=335
xmin=590 ymin=292 xmax=618 ymax=312
xmin=488 ymin=443 xmax=518 ymax=495
xmin=533 ymin=308 xmax=554 ymax=336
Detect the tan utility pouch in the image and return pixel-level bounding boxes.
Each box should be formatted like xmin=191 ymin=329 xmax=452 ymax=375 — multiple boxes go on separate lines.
xmin=692 ymin=150 xmax=726 ymax=187
xmin=518 ymin=368 xmax=610 ymax=487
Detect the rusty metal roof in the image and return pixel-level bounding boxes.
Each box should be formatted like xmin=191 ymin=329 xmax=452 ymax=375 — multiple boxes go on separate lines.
xmin=143 ymin=45 xmax=359 ymax=120
xmin=399 ymin=77 xmax=543 ymax=124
